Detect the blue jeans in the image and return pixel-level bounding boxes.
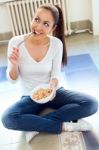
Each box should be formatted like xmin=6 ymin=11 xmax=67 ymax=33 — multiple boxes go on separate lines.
xmin=1 ymin=87 xmax=98 ymax=134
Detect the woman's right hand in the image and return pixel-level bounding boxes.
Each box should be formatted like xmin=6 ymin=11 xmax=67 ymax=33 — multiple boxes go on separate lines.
xmin=8 ymin=47 xmax=20 ymax=66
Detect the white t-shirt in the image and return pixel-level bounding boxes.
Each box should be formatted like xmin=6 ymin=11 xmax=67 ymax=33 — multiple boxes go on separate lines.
xmin=7 ymin=34 xmax=63 ymax=96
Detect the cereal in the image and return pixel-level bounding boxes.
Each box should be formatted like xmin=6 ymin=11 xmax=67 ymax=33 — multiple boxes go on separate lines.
xmin=32 ymin=88 xmax=52 ymax=100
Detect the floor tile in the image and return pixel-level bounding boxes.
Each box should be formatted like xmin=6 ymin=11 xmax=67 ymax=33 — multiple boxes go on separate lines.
xmin=11 ymin=131 xmax=26 ymax=144
xmin=0 ymin=130 xmax=12 ymax=145
xmin=0 ymin=145 xmax=11 ymax=150
xmin=10 ymin=142 xmax=32 ymax=150
xmin=30 ymin=133 xmax=59 ymax=150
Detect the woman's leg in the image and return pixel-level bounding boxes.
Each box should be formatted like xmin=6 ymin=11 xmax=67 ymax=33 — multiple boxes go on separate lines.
xmin=1 ymin=96 xmax=62 ymax=133
xmin=1 ymin=88 xmax=98 ymax=134
xmin=42 ymin=87 xmax=98 ymax=122
xmin=1 ymin=96 xmax=42 ymax=129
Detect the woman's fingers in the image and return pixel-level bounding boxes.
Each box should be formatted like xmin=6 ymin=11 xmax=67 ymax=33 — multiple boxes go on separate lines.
xmin=50 ymin=88 xmax=56 ymax=101
xmin=10 ymin=52 xmax=19 ymax=59
xmin=8 ymin=47 xmax=20 ymax=65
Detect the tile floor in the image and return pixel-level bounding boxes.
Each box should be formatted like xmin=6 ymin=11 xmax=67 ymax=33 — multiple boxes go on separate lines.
xmin=0 ymin=32 xmax=99 ymax=150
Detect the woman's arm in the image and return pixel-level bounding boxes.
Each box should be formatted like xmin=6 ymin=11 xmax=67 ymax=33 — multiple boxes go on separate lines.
xmin=7 ymin=39 xmax=20 ymax=83
xmin=50 ymin=39 xmax=63 ymax=89
xmin=8 ymin=64 xmax=19 ymax=80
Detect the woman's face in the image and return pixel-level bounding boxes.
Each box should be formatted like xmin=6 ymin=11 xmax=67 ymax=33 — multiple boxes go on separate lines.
xmin=31 ymin=8 xmax=55 ymax=39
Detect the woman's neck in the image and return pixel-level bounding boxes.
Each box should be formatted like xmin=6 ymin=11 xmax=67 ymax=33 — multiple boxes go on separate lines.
xmin=29 ymin=35 xmax=50 ymax=46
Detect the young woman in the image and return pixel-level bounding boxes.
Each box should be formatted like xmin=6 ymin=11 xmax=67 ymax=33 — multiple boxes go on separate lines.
xmin=1 ymin=4 xmax=98 ymax=142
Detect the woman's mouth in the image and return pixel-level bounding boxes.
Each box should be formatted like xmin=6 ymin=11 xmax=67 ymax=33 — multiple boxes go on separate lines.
xmin=33 ymin=30 xmax=43 ymax=35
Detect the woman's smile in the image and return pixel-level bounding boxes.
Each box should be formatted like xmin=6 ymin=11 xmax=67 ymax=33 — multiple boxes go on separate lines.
xmin=33 ymin=30 xmax=43 ymax=36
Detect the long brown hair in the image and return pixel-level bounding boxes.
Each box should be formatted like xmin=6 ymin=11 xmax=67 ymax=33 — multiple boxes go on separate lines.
xmin=39 ymin=4 xmax=67 ymax=66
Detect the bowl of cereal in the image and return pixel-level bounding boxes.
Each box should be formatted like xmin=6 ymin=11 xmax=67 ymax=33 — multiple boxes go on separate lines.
xmin=30 ymin=84 xmax=54 ymax=103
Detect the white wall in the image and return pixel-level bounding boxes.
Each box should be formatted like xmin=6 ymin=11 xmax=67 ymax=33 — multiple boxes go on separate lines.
xmin=69 ymin=0 xmax=91 ymax=21
xmin=0 ymin=5 xmax=11 ymax=33
xmin=0 ymin=0 xmax=13 ymax=2
xmin=91 ymin=0 xmax=99 ymax=35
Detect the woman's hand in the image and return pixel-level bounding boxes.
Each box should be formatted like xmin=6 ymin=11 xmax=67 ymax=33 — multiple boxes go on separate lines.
xmin=49 ymin=78 xmax=58 ymax=100
xmin=8 ymin=47 xmax=20 ymax=66
xmin=8 ymin=47 xmax=20 ymax=80
xmin=50 ymin=87 xmax=56 ymax=101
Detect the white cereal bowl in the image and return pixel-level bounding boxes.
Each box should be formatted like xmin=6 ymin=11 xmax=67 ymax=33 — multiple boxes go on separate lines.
xmin=30 ymin=84 xmax=54 ymax=104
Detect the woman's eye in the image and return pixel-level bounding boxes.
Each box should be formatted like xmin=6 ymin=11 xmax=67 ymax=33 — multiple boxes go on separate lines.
xmin=44 ymin=23 xmax=49 ymax=27
xmin=34 ymin=18 xmax=39 ymax=23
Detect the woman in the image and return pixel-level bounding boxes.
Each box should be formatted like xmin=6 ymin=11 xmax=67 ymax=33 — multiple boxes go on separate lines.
xmin=1 ymin=4 xmax=98 ymax=142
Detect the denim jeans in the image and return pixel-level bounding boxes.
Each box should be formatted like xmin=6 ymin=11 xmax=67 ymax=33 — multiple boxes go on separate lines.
xmin=1 ymin=87 xmax=98 ymax=134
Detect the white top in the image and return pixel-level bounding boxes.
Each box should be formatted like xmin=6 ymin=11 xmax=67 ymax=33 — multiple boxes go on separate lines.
xmin=7 ymin=34 xmax=63 ymax=96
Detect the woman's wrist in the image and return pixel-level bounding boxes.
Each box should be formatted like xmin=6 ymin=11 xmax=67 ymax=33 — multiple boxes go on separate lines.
xmin=50 ymin=78 xmax=58 ymax=89
xmin=9 ymin=65 xmax=19 ymax=80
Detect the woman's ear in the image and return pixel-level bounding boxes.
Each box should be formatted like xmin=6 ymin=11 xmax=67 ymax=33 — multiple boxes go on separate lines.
xmin=52 ymin=25 xmax=57 ymax=32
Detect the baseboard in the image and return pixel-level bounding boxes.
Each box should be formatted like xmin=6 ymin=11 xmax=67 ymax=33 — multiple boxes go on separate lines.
xmin=70 ymin=20 xmax=93 ymax=33
xmin=0 ymin=31 xmax=13 ymax=45
xmin=0 ymin=31 xmax=12 ymax=41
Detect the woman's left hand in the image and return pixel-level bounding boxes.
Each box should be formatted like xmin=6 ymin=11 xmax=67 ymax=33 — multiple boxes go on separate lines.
xmin=49 ymin=78 xmax=58 ymax=101
xmin=50 ymin=87 xmax=56 ymax=101
xmin=49 ymin=85 xmax=56 ymax=101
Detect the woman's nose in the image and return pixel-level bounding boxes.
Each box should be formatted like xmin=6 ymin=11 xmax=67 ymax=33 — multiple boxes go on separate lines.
xmin=36 ymin=23 xmax=43 ymax=30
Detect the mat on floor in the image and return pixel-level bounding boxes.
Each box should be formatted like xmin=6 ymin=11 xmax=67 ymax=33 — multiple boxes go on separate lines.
xmin=28 ymin=132 xmax=86 ymax=150
xmin=58 ymin=132 xmax=86 ymax=150
xmin=0 ymin=66 xmax=7 ymax=82
xmin=65 ymin=54 xmax=99 ymax=90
